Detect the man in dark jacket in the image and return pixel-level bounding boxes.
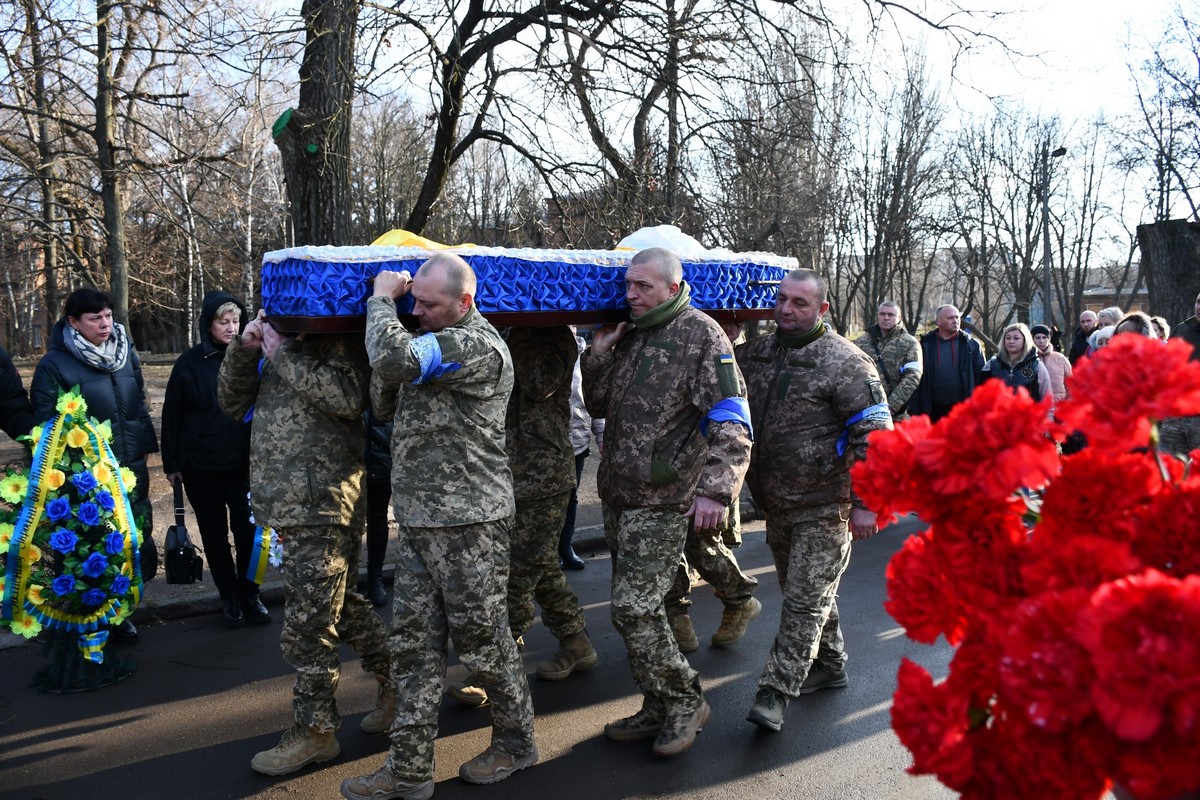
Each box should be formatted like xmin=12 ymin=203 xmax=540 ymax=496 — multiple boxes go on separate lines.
xmin=1174 ymin=292 xmax=1200 ymax=362
xmin=1068 ymin=310 xmax=1099 ymax=365
xmin=908 ymin=304 xmax=985 ymax=422
xmin=0 ymin=345 xmax=36 ymax=442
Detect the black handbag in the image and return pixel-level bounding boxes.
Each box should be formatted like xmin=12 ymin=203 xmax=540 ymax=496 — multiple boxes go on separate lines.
xmin=165 ymin=482 xmax=204 ymax=584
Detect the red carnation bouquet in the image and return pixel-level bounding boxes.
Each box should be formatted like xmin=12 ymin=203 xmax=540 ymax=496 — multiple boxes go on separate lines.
xmin=852 ymin=335 xmax=1200 ymax=800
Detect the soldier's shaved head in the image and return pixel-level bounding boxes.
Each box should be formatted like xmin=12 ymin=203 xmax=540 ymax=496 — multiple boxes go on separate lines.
xmin=417 ymin=252 xmax=477 ymax=300
xmin=412 ymin=253 xmax=476 ymax=332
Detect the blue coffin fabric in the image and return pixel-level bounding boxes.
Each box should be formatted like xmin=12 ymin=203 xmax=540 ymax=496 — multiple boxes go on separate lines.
xmin=260 ymin=246 xmax=794 ymax=319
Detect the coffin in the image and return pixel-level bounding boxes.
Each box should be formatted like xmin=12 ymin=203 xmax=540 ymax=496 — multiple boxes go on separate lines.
xmin=260 ymin=244 xmax=793 ymax=332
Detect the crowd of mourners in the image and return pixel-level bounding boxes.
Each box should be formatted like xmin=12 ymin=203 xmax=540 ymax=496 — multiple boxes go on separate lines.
xmin=2 ymin=264 xmax=1198 ymax=800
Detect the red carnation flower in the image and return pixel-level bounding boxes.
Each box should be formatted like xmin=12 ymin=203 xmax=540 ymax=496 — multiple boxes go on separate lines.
xmin=892 ymin=658 xmax=975 ymax=789
xmin=1113 ymin=733 xmax=1200 ymax=800
xmin=1075 ymin=571 xmax=1200 ymax=743
xmin=1021 ymin=533 xmax=1143 ymax=595
xmin=1058 ymin=337 xmax=1200 ymax=453
xmin=1132 ymin=475 xmax=1200 ymax=578
xmin=998 ymin=589 xmax=1096 ymax=732
xmin=957 ymin=708 xmax=1114 ymax=800
xmin=885 ymin=530 xmax=972 ymax=644
xmin=852 ymin=415 xmax=939 ymax=523
xmin=912 ymin=380 xmax=1060 ymax=502
xmin=1035 ymin=449 xmax=1162 ymax=546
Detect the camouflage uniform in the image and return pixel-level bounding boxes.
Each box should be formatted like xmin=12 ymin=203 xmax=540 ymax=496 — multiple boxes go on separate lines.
xmin=217 ymin=332 xmax=389 ymax=734
xmin=365 ymin=296 xmax=533 ymax=782
xmin=503 ymin=326 xmax=588 ymax=642
xmin=738 ymin=324 xmax=892 ymax=698
xmin=853 ymin=322 xmax=922 ymax=418
xmin=582 ymin=296 xmax=752 ymax=719
xmin=664 ymin=520 xmax=757 ymax=622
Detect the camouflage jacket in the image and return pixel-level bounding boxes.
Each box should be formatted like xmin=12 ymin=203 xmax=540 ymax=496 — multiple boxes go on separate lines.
xmin=217 ymin=333 xmax=368 ymax=528
xmin=853 ymin=322 xmax=922 ymax=416
xmin=365 ymin=297 xmax=515 ymax=527
xmin=581 ymin=306 xmax=752 ymax=512
xmin=503 ymin=326 xmax=577 ymax=501
xmin=738 ymin=327 xmax=892 ymax=513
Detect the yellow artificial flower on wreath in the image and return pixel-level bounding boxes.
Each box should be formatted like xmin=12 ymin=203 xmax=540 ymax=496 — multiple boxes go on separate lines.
xmin=25 ymin=423 xmax=43 ymax=446
xmin=91 ymin=462 xmax=114 ymax=487
xmin=0 ymin=521 xmax=13 ymax=548
xmin=65 ymin=426 xmax=89 ymax=449
xmin=24 ymin=543 xmax=42 ymax=562
xmin=12 ymin=615 xmax=42 ymax=639
xmin=45 ymin=469 xmax=67 ymax=490
xmin=95 ymin=419 xmax=112 ymax=442
xmin=119 ymin=467 xmax=137 ymax=492
xmin=27 ymin=584 xmax=46 ymax=606
xmin=56 ymin=392 xmax=88 ymax=418
xmin=0 ymin=472 xmax=28 ymax=503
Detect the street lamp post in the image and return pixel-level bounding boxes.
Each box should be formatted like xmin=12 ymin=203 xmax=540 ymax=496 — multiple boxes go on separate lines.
xmin=1041 ymin=142 xmax=1067 ymax=327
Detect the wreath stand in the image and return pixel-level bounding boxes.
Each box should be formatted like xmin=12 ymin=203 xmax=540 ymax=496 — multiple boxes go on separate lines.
xmin=31 ymin=628 xmax=135 ymax=693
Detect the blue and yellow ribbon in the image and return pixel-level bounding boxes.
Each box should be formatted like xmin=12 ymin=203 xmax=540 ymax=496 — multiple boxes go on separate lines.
xmin=79 ymin=629 xmax=109 ymax=664
xmin=247 ymin=526 xmax=271 ymax=585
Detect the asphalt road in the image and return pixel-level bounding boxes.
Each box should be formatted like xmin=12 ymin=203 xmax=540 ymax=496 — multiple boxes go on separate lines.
xmin=0 ymin=515 xmax=967 ymax=800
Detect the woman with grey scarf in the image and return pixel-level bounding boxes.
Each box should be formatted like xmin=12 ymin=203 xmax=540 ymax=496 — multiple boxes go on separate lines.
xmin=30 ymin=287 xmax=159 ymax=642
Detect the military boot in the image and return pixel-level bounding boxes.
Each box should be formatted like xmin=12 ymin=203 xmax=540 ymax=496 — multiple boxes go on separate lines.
xmin=798 ymin=663 xmax=849 ymax=694
xmin=340 ymin=768 xmax=434 ymax=800
xmin=711 ymin=597 xmax=762 ymax=647
xmin=251 ymin=725 xmax=340 ymax=775
xmin=536 ymin=632 xmax=599 ymax=680
xmin=360 ymin=676 xmax=397 ymax=734
xmin=448 ymin=680 xmax=489 ymax=707
xmin=670 ymin=614 xmax=699 ymax=653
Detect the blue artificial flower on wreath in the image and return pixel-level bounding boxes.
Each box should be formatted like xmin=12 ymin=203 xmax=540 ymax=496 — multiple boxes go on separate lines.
xmin=71 ymin=471 xmax=98 ymax=493
xmin=49 ymin=528 xmax=79 ymax=554
xmin=46 ymin=496 xmax=71 ymax=522
xmin=95 ymin=490 xmax=115 ymax=512
xmin=77 ymin=502 xmax=101 ymax=527
xmin=81 ymin=588 xmax=107 ymax=606
xmin=104 ymin=532 xmax=124 ymax=555
xmin=110 ymin=575 xmax=130 ymax=595
xmin=81 ymin=552 xmax=109 ymax=579
xmin=52 ymin=574 xmax=76 ymax=596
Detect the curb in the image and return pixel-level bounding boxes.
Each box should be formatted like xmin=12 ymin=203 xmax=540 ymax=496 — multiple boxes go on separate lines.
xmin=0 ymin=524 xmax=614 ymax=652
xmin=0 ymin=515 xmax=925 ymax=651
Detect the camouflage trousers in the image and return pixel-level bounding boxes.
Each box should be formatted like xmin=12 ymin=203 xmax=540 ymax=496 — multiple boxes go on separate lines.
xmin=278 ymin=524 xmax=390 ymax=734
xmin=664 ymin=506 xmax=758 ymax=619
xmin=760 ymin=504 xmax=851 ymax=698
xmin=1160 ymin=414 xmax=1200 ymax=457
xmin=508 ymin=491 xmax=587 ymax=641
xmin=384 ymin=518 xmax=535 ymax=782
xmin=603 ymin=504 xmax=703 ymax=719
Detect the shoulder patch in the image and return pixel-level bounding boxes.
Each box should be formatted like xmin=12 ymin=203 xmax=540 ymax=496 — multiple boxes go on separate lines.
xmin=714 ymin=353 xmax=739 ymax=397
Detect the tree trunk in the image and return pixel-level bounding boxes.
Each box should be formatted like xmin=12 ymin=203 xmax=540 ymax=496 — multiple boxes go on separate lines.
xmin=95 ymin=0 xmax=130 ymax=325
xmin=273 ymin=0 xmax=359 ymax=246
xmin=1137 ymin=220 xmax=1200 ymax=327
xmin=26 ymin=0 xmax=59 ymax=336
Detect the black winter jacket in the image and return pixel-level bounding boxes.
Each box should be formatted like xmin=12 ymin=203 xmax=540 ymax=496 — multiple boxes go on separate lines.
xmin=0 ymin=345 xmax=36 ymax=442
xmin=908 ymin=329 xmax=985 ymax=416
xmin=983 ymin=349 xmax=1044 ymax=401
xmin=161 ymin=291 xmax=251 ymax=475
xmin=30 ymin=319 xmax=158 ymax=500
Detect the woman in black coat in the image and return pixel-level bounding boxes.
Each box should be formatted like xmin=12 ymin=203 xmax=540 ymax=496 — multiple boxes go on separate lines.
xmin=30 ymin=287 xmax=159 ymax=641
xmin=161 ymin=291 xmax=266 ymax=629
xmin=0 ymin=344 xmax=36 ymax=443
